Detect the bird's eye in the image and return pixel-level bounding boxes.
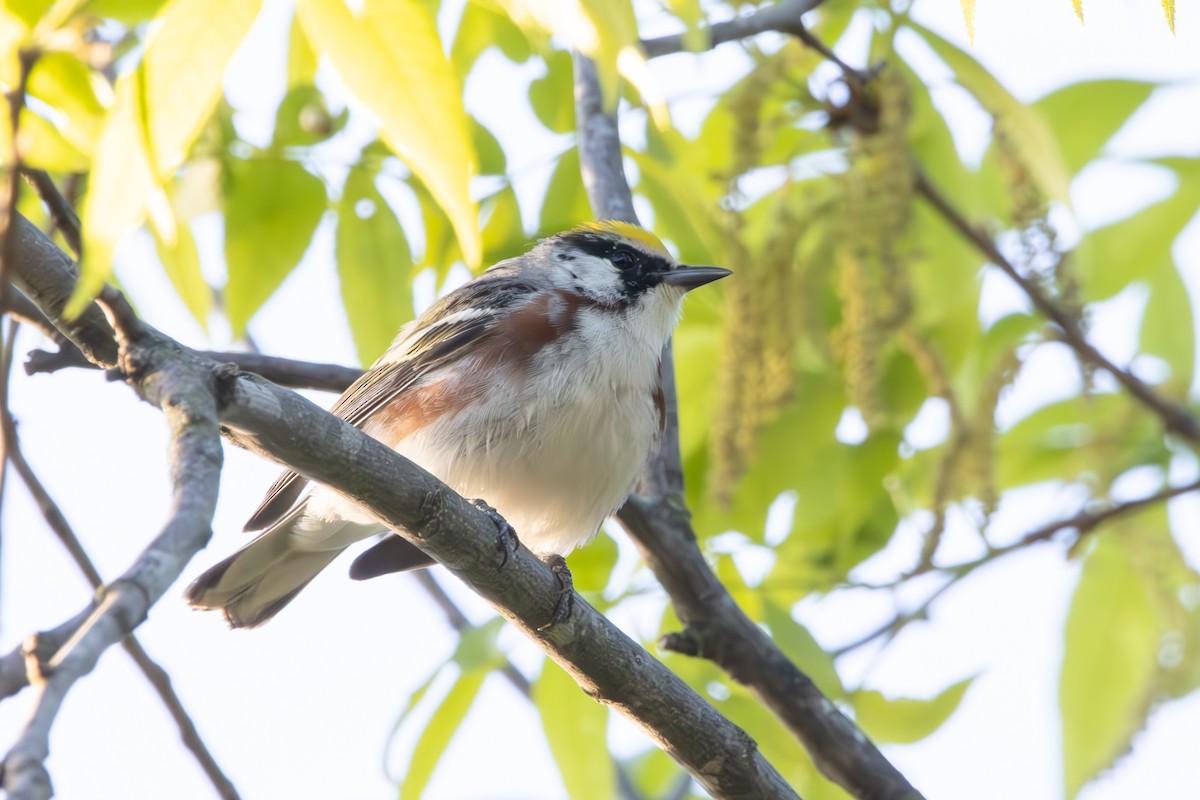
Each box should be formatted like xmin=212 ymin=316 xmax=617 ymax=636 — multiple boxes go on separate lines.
xmin=609 ymin=249 xmax=636 ymax=270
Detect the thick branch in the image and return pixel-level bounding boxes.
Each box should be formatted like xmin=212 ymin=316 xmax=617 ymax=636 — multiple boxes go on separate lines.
xmin=3 ymin=213 xmax=797 ymax=800
xmin=914 ymin=169 xmax=1200 ymax=444
xmin=574 ymin=51 xmax=921 ymax=800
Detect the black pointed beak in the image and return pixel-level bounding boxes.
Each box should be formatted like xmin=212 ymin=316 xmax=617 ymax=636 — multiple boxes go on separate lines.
xmin=659 ymin=265 xmax=732 ymax=290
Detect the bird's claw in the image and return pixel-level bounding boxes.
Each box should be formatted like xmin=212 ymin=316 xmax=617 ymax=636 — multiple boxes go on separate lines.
xmin=471 ymin=498 xmax=519 ymax=567
xmin=537 ymin=554 xmax=574 ymax=631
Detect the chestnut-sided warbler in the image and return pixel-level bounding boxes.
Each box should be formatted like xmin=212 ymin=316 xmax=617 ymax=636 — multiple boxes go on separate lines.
xmin=186 ymin=221 xmax=729 ymax=627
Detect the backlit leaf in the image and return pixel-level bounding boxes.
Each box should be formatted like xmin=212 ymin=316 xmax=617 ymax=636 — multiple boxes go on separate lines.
xmin=154 ymin=215 xmax=211 ymax=332
xmin=853 ymin=678 xmax=973 ymax=744
xmin=1140 ymin=262 xmax=1194 ymax=394
xmin=1034 ymin=80 xmax=1156 ymax=174
xmin=1062 ymin=533 xmax=1162 ymax=798
xmin=1162 ymin=0 xmax=1175 ymax=34
xmin=74 ymin=0 xmax=261 ymax=314
xmin=538 ymin=147 xmax=591 ymax=235
xmin=399 ymin=668 xmax=487 ymax=800
xmin=224 ymin=157 xmax=327 ymax=335
xmin=535 ymin=660 xmax=614 ymax=800
xmin=297 ymin=0 xmax=481 ymax=268
xmin=336 ymin=165 xmax=414 ymax=366
xmin=959 ymin=0 xmax=975 ymax=44
xmin=912 ymin=21 xmax=1071 ymax=206
xmin=1071 ymin=0 xmax=1084 ymax=24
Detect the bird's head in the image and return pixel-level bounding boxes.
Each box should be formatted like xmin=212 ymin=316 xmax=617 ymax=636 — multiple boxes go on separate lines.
xmin=535 ymin=221 xmax=730 ymax=306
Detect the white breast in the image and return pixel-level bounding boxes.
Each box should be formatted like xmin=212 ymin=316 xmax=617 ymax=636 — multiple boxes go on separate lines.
xmin=302 ymin=286 xmax=684 ymax=556
xmin=401 ymin=288 xmax=682 ymax=554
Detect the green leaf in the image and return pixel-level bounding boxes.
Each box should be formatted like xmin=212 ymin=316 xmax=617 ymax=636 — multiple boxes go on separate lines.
xmin=566 ymin=530 xmax=618 ymax=597
xmin=286 ymin=6 xmax=318 ymax=88
xmin=1077 ymin=167 xmax=1200 ymax=301
xmin=852 ymin=678 xmax=973 ymax=744
xmin=336 ymin=165 xmax=413 ymax=366
xmin=272 ymin=85 xmax=345 ymax=147
xmin=495 ymin=0 xmax=667 ymax=128
xmin=75 ymin=0 xmax=262 ymax=315
xmin=297 ymin=0 xmax=481 ymax=268
xmin=450 ymin=0 xmax=532 ymax=76
xmin=399 ymin=668 xmax=488 ymax=800
xmin=450 ymin=617 xmax=506 ymax=671
xmin=1034 ymin=80 xmax=1156 ymax=174
xmin=529 ymin=49 xmax=574 ymax=134
xmin=910 ymin=21 xmax=1071 ymax=206
xmin=76 ymin=0 xmax=168 ymax=23
xmin=472 ymin=117 xmax=507 ymax=176
xmin=1061 ymin=533 xmax=1163 ymax=798
xmin=154 ymin=215 xmax=211 ymax=332
xmin=1140 ymin=261 xmax=1194 ymax=396
xmin=763 ymin=603 xmax=844 ymax=699
xmin=224 ymin=157 xmax=327 ymax=335
xmin=535 ymin=660 xmax=614 ymax=800
xmin=481 ymin=186 xmax=526 ymax=264
xmin=538 ymin=147 xmax=590 ymax=235
xmin=26 ymin=50 xmax=105 ymax=155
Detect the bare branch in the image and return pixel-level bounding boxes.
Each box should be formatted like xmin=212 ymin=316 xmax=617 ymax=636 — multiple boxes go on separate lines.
xmin=574 ymin=49 xmax=922 ymax=800
xmin=19 ymin=169 xmax=81 ymax=259
xmin=837 ymin=477 xmax=1200 ymax=656
xmin=913 ymin=168 xmax=1200 ymax=444
xmin=25 ymin=342 xmax=363 ymax=393
xmin=640 ymin=0 xmax=824 ymax=59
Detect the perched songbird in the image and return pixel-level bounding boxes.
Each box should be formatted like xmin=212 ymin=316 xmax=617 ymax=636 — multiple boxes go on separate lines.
xmin=186 ymin=221 xmax=729 ymax=627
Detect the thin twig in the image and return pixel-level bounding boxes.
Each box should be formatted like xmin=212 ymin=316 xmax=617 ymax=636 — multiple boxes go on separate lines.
xmin=914 ymin=168 xmax=1200 ymax=443
xmin=413 ymin=571 xmax=532 ymax=697
xmin=19 ymin=169 xmax=81 ymax=258
xmin=640 ymin=0 xmax=824 ymax=59
xmin=24 ymin=344 xmax=363 ymax=393
xmin=835 ymin=477 xmax=1200 ymax=656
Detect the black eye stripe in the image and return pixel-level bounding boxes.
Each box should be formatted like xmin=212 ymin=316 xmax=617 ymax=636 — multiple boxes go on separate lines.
xmin=554 ymin=232 xmax=673 ymax=298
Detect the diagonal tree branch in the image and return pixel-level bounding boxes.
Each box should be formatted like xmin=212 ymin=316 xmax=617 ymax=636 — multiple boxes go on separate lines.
xmin=913 ymin=168 xmax=1200 ymax=444
xmin=3 ymin=215 xmax=800 ymax=800
xmin=573 ymin=50 xmax=923 ymax=800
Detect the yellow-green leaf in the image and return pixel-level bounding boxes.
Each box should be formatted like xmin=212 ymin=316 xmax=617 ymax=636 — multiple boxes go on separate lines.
xmin=1034 ymin=80 xmax=1156 ymax=174
xmin=154 ymin=214 xmax=210 ymax=332
xmin=1062 ymin=534 xmax=1163 ymax=798
xmin=538 ymin=147 xmax=590 ymax=236
xmin=1071 ymin=0 xmax=1084 ymax=24
xmin=26 ymin=50 xmax=108 ymax=155
xmin=911 ymin=21 xmax=1071 ymax=206
xmin=17 ymin=108 xmax=89 ymax=171
xmin=74 ymin=0 xmax=261 ymax=315
xmin=223 ymin=157 xmax=327 ymax=335
xmin=1162 ymin=0 xmax=1175 ymax=34
xmin=1141 ymin=262 xmax=1194 ymax=394
xmin=959 ymin=0 xmax=975 ymax=44
xmin=853 ymin=678 xmax=973 ymax=744
xmin=496 ymin=0 xmax=667 ymax=128
xmin=336 ymin=165 xmax=414 ymax=366
xmin=534 ymin=660 xmax=614 ymax=800
xmin=297 ymin=0 xmax=481 ymax=268
xmin=286 ymin=6 xmax=318 ymax=89
xmin=399 ymin=668 xmax=487 ymax=800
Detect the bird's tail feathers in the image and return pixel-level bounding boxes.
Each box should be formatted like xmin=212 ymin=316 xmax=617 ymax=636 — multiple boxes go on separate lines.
xmin=186 ymin=505 xmax=343 ymax=628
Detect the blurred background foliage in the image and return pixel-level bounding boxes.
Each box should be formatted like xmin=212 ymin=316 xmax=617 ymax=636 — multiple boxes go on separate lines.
xmin=1 ymin=0 xmax=1196 ymax=798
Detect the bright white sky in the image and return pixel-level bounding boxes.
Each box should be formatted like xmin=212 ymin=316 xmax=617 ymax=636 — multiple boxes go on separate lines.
xmin=2 ymin=1 xmax=1199 ymax=799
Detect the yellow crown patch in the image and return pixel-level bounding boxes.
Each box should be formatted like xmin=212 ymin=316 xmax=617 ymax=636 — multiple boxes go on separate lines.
xmin=569 ymin=220 xmax=671 ymax=259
